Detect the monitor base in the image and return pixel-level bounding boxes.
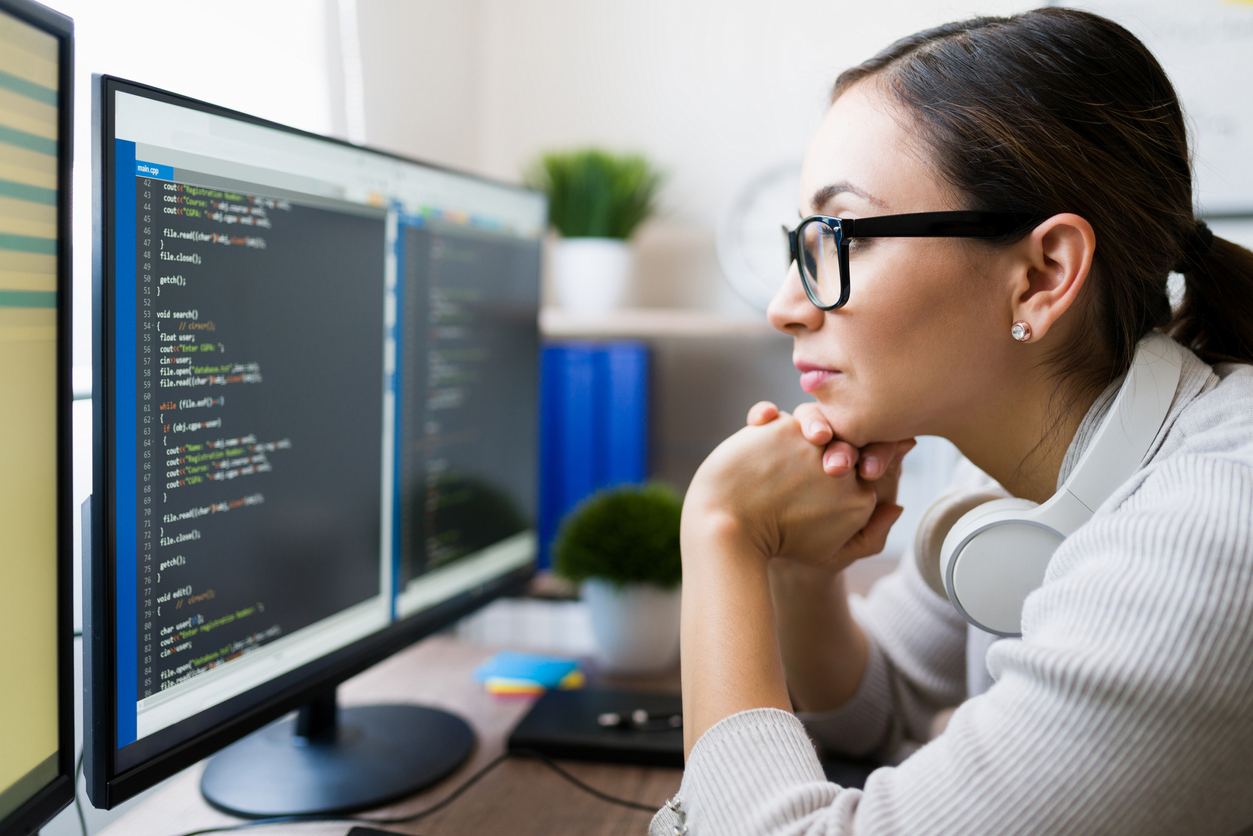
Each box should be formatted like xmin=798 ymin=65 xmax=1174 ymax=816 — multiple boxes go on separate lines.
xmin=200 ymin=690 xmax=475 ymax=819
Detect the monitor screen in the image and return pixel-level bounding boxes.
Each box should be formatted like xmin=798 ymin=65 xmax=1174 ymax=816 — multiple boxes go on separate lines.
xmin=0 ymin=0 xmax=73 ymax=833
xmin=88 ymin=77 xmax=545 ymax=805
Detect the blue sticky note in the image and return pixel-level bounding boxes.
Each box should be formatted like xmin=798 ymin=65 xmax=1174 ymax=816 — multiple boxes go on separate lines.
xmin=473 ymin=651 xmax=580 ymax=689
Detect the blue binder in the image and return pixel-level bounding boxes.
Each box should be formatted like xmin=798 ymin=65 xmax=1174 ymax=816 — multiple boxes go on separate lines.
xmin=538 ymin=342 xmax=649 ymax=568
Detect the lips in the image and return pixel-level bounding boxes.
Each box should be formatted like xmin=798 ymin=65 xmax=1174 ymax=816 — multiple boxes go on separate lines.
xmin=795 ymin=360 xmax=841 ymax=393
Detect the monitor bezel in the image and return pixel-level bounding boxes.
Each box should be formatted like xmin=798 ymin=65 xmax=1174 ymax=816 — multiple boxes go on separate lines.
xmin=0 ymin=0 xmax=75 ymax=834
xmin=87 ymin=75 xmax=542 ymax=808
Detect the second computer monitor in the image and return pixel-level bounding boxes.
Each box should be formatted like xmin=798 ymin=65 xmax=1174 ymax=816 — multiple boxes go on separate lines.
xmin=0 ymin=1 xmax=74 ymax=834
xmin=88 ymin=76 xmax=545 ymax=809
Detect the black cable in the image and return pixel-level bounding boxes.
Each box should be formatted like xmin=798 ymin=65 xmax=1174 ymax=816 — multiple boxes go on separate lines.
xmin=371 ymin=750 xmax=513 ymax=825
xmin=75 ymin=749 xmax=86 ymax=836
xmin=371 ymin=748 xmax=657 ymax=823
xmin=72 ymin=632 xmax=87 ymax=836
xmin=166 ymin=815 xmax=356 ymax=836
xmin=165 ymin=752 xmax=515 ymax=836
xmin=166 ymin=748 xmax=658 ymax=836
xmin=480 ymin=749 xmax=658 ymax=815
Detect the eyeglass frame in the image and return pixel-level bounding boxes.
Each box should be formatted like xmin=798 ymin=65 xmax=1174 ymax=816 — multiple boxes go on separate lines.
xmin=783 ymin=210 xmax=1043 ymax=311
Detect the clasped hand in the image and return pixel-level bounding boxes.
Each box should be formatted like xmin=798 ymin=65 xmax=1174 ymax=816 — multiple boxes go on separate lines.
xmin=682 ymin=400 xmax=915 ymax=572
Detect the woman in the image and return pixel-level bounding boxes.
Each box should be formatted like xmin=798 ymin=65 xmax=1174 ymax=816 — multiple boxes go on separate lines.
xmin=653 ymin=9 xmax=1253 ymax=836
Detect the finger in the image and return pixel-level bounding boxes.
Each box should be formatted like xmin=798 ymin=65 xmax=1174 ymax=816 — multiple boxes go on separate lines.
xmin=792 ymin=402 xmax=833 ymax=445
xmin=872 ymin=455 xmax=906 ymax=505
xmin=822 ymin=440 xmax=861 ymax=477
xmin=859 ymin=438 xmax=916 ymax=480
xmin=882 ymin=439 xmax=915 ymax=484
xmin=857 ymin=441 xmax=897 ymax=480
xmin=842 ymin=503 xmax=905 ymax=561
xmin=746 ymin=401 xmax=779 ymax=426
xmin=869 ymin=440 xmax=915 ymax=504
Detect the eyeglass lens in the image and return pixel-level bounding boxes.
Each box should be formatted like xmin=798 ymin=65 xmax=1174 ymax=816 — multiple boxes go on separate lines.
xmin=798 ymin=220 xmax=842 ymax=307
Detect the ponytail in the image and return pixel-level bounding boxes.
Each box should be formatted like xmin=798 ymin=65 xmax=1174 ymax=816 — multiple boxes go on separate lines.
xmin=1170 ymin=231 xmax=1253 ymax=366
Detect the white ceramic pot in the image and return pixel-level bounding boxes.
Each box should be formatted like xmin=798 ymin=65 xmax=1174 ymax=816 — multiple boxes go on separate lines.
xmin=551 ymin=238 xmax=632 ymax=313
xmin=583 ymin=578 xmax=681 ymax=675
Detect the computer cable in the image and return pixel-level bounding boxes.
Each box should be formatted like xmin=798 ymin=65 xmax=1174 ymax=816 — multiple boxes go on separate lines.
xmin=71 ymin=630 xmax=87 ymax=836
xmin=166 ymin=747 xmax=659 ymax=836
xmin=75 ymin=749 xmax=86 ymax=836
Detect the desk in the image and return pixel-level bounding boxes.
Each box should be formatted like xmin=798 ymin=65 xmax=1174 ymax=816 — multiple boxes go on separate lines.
xmin=99 ymin=636 xmax=681 ymax=836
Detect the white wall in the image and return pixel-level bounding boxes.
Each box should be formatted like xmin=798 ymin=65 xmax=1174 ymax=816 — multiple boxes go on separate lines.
xmin=472 ymin=1 xmax=1031 ymax=216
xmin=331 ymin=0 xmax=481 ymax=169
xmin=55 ymin=0 xmax=334 ymax=370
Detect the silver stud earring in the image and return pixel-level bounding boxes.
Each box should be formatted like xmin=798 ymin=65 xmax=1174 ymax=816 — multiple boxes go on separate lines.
xmin=1011 ymin=320 xmax=1032 ymax=342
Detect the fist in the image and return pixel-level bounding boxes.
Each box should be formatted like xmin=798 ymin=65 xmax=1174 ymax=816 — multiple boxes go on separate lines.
xmin=683 ymin=410 xmax=878 ymax=569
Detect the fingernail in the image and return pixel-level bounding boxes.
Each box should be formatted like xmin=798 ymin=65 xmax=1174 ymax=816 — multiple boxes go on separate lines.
xmin=827 ymin=452 xmax=850 ymax=470
xmin=864 ymin=456 xmax=882 ymax=477
xmin=808 ymin=421 xmax=829 ymax=436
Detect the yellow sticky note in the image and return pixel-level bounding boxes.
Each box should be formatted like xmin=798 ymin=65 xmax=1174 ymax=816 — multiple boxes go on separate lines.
xmin=557 ymin=669 xmax=586 ymax=690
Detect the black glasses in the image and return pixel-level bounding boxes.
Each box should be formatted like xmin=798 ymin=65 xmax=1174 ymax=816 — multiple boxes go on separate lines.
xmin=782 ymin=211 xmax=1040 ymax=310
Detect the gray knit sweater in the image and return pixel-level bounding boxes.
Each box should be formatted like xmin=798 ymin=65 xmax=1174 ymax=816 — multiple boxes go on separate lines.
xmin=653 ymin=347 xmax=1253 ymax=836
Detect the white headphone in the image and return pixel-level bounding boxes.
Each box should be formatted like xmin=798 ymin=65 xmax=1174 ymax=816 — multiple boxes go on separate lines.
xmin=914 ymin=331 xmax=1184 ymax=636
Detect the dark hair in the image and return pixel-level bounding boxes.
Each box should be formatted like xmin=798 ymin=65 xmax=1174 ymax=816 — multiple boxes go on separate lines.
xmin=832 ymin=7 xmax=1253 ymax=392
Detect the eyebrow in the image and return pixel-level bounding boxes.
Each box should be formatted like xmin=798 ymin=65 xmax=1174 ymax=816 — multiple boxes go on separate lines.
xmin=810 ymin=181 xmax=885 ymax=212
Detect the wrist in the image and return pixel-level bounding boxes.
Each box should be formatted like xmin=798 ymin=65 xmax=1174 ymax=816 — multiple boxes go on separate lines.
xmin=768 ymin=558 xmax=846 ymax=587
xmin=680 ymin=503 xmax=768 ymax=564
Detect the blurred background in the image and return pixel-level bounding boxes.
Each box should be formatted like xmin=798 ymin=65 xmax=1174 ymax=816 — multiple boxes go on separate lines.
xmin=42 ymin=2 xmax=1253 ymax=831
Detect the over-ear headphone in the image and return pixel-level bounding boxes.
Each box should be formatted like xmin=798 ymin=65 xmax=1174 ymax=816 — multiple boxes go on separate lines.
xmin=914 ymin=332 xmax=1184 ymax=636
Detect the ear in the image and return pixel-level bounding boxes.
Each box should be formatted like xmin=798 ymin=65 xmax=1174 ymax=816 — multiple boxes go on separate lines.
xmin=1007 ymin=213 xmax=1095 ymax=341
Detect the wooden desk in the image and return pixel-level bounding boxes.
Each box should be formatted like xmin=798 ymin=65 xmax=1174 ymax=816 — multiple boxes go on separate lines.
xmin=99 ymin=636 xmax=681 ymax=836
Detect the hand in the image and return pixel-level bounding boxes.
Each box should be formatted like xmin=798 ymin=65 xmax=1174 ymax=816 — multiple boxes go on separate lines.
xmin=683 ymin=409 xmax=878 ymax=569
xmin=747 ymin=401 xmax=916 ymax=564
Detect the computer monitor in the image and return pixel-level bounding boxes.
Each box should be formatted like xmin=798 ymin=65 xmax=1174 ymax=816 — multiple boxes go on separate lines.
xmin=86 ymin=76 xmax=546 ymax=817
xmin=0 ymin=1 xmax=74 ymax=835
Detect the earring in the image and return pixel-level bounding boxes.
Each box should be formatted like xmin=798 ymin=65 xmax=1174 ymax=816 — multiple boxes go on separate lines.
xmin=1011 ymin=320 xmax=1032 ymax=342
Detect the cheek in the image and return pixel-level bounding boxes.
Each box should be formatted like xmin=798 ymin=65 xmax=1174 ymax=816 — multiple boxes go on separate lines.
xmin=819 ymin=242 xmax=1000 ymax=440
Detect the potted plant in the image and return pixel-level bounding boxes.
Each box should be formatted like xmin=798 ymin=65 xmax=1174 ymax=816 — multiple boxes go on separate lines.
xmin=526 ymin=149 xmax=664 ymax=312
xmin=552 ymin=482 xmax=682 ymax=674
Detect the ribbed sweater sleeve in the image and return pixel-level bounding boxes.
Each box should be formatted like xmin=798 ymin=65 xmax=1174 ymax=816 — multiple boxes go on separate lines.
xmin=798 ymin=557 xmax=966 ymax=760
xmin=800 ymin=460 xmax=997 ymax=761
xmin=652 ymin=358 xmax=1253 ymax=836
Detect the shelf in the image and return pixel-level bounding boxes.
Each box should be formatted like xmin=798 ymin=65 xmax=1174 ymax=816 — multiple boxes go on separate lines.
xmin=539 ymin=307 xmax=783 ymax=339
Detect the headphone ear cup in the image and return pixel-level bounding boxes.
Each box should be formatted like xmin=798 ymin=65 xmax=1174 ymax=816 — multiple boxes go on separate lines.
xmin=914 ymin=489 xmax=1010 ymax=599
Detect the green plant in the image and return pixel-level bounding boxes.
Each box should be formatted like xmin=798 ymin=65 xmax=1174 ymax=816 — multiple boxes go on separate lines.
xmin=552 ymin=483 xmax=682 ymax=589
xmin=526 ymin=149 xmax=664 ymax=240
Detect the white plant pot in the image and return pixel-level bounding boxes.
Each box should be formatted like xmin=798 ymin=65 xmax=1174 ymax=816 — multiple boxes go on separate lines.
xmin=551 ymin=238 xmax=633 ymax=313
xmin=583 ymin=578 xmax=681 ymax=675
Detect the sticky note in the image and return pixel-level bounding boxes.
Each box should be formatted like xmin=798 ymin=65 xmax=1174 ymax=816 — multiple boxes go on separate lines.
xmin=473 ymin=650 xmax=580 ymax=690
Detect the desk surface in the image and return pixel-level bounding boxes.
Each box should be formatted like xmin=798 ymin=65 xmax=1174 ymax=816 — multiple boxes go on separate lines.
xmin=99 ymin=635 xmax=681 ymax=836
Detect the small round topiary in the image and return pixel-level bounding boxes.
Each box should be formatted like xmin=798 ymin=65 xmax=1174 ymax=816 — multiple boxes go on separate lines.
xmin=552 ymin=482 xmax=682 ymax=589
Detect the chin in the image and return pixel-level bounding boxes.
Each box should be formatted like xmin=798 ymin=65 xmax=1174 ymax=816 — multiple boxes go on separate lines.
xmin=818 ymin=400 xmax=912 ymax=447
xmin=816 ymin=403 xmax=872 ymax=447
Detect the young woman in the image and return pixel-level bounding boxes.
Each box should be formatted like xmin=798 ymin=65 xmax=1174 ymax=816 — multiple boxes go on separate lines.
xmin=652 ymin=9 xmax=1253 ymax=836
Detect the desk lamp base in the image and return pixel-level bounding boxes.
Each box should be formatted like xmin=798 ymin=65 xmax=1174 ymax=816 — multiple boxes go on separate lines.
xmin=200 ymin=689 xmax=474 ymax=818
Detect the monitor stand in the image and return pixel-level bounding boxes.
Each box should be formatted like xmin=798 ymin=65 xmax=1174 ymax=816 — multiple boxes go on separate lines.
xmin=200 ymin=688 xmax=475 ymax=818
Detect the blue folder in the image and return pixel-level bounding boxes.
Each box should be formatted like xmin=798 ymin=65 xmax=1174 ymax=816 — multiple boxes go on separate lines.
xmin=538 ymin=342 xmax=649 ymax=568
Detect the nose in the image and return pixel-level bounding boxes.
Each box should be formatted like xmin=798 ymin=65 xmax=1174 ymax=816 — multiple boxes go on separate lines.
xmin=767 ymin=261 xmax=824 ymax=335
